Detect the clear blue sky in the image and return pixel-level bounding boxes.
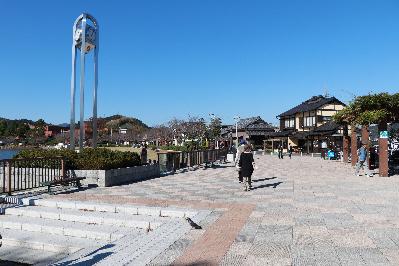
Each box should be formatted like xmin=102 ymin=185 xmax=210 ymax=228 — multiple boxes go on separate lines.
xmin=1 ymin=0 xmax=398 ymax=126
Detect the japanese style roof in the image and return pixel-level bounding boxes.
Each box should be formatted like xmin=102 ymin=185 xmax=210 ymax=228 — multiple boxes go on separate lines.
xmin=313 ymin=121 xmax=340 ymax=133
xmin=292 ymin=131 xmax=311 ymax=140
xmin=308 ymin=121 xmax=341 ymax=136
xmin=223 ymin=116 xmax=273 ymax=131
xmin=264 ymin=130 xmax=293 ymax=138
xmin=278 ymin=95 xmax=345 ymax=118
xmin=221 ymin=116 xmax=275 ymax=136
xmin=237 ymin=116 xmax=271 ymax=129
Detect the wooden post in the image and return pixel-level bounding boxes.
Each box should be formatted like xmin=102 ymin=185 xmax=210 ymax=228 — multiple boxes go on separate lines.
xmin=378 ymin=122 xmax=389 ymax=177
xmin=61 ymin=158 xmax=66 ymax=179
xmin=7 ymin=161 xmax=12 ymax=196
xmin=271 ymin=140 xmax=274 ymax=154
xmin=351 ymin=127 xmax=358 ymax=166
xmin=343 ymin=136 xmax=349 ymax=163
xmin=343 ymin=124 xmax=349 ymax=163
xmin=361 ymin=125 xmax=369 ymax=144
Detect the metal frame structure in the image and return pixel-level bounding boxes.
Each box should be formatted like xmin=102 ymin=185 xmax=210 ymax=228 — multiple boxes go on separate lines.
xmin=70 ymin=13 xmax=99 ymax=151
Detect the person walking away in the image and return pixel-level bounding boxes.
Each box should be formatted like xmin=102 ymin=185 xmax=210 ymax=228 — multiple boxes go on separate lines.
xmin=141 ymin=144 xmax=148 ymax=165
xmin=239 ymin=144 xmax=255 ymax=191
xmin=235 ymin=140 xmax=245 ymax=183
xmin=278 ymin=145 xmax=283 ymax=159
xmin=355 ymin=142 xmax=373 ymax=177
xmin=288 ymin=144 xmax=293 ymax=159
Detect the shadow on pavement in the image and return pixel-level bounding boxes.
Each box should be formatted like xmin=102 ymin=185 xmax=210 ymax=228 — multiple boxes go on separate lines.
xmin=52 ymin=244 xmax=115 ymax=266
xmin=252 ymin=181 xmax=283 ymax=190
xmin=252 ymin=177 xmax=277 ymax=183
xmin=173 ymin=261 xmax=212 ymax=266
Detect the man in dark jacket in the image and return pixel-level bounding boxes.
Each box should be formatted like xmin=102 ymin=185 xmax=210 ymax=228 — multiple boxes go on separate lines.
xmin=278 ymin=145 xmax=283 ymax=159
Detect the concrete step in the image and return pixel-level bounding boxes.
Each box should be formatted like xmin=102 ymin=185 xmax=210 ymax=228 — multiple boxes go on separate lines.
xmin=5 ymin=205 xmax=175 ymax=230
xmin=0 ymin=214 xmax=141 ymax=241
xmin=30 ymin=198 xmax=198 ymax=218
xmin=0 ymin=244 xmax=66 ymax=266
xmin=54 ymin=221 xmax=191 ymax=266
xmin=0 ymin=228 xmax=107 ymax=253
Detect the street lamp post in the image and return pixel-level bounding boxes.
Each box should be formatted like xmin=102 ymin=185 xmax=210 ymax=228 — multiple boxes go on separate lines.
xmin=209 ymin=113 xmax=217 ymax=149
xmin=233 ymin=116 xmax=240 ymax=147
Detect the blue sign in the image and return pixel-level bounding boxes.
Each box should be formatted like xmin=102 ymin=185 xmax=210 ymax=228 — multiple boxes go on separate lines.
xmin=380 ymin=131 xmax=389 ymax=139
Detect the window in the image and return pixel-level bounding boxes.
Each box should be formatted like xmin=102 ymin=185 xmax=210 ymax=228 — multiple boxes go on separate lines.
xmin=323 ymin=116 xmax=331 ymax=121
xmin=284 ymin=117 xmax=295 ymax=128
xmin=304 ymin=116 xmax=315 ymax=127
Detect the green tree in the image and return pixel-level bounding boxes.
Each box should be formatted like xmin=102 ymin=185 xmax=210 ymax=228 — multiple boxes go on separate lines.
xmin=333 ymin=92 xmax=398 ymax=126
xmin=208 ymin=116 xmax=222 ymax=139
xmin=0 ymin=120 xmax=6 ymax=136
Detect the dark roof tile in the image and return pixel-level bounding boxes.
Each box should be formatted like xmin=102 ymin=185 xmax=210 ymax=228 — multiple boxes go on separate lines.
xmin=278 ymin=95 xmax=345 ymax=117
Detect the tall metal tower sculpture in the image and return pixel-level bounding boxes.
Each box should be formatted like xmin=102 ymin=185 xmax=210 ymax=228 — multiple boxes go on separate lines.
xmin=70 ymin=13 xmax=99 ymax=151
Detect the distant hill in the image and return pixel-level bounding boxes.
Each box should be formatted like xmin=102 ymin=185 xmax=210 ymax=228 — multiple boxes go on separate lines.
xmin=101 ymin=115 xmax=149 ymax=132
xmin=0 ymin=117 xmax=36 ymax=124
xmin=0 ymin=117 xmax=43 ymax=137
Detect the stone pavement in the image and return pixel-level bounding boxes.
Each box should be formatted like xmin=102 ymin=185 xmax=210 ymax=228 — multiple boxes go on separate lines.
xmin=49 ymin=155 xmax=399 ymax=265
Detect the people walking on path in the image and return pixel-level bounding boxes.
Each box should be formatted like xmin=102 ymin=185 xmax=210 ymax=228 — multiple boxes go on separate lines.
xmin=239 ymin=144 xmax=255 ymax=191
xmin=278 ymin=144 xmax=284 ymax=159
xmin=288 ymin=144 xmax=293 ymax=159
xmin=355 ymin=142 xmax=373 ymax=177
xmin=141 ymin=144 xmax=148 ymax=165
xmin=235 ymin=140 xmax=245 ymax=183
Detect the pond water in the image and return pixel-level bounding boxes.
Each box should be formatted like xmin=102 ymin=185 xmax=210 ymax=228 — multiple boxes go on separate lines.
xmin=0 ymin=149 xmax=19 ymax=160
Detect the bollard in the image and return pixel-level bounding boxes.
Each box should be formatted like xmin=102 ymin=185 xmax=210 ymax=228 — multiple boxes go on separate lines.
xmin=7 ymin=161 xmax=12 ymax=196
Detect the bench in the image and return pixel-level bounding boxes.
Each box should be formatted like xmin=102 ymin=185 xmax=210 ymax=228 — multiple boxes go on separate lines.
xmin=40 ymin=176 xmax=86 ymax=194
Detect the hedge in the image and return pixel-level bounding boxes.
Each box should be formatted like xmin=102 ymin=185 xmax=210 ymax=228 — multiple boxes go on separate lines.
xmin=14 ymin=148 xmax=141 ymax=170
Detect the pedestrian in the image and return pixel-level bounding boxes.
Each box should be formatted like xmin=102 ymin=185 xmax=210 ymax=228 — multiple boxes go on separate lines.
xmin=288 ymin=144 xmax=293 ymax=159
xmin=239 ymin=144 xmax=255 ymax=191
xmin=235 ymin=140 xmax=246 ymax=183
xmin=141 ymin=144 xmax=148 ymax=165
xmin=278 ymin=144 xmax=283 ymax=159
xmin=355 ymin=142 xmax=373 ymax=177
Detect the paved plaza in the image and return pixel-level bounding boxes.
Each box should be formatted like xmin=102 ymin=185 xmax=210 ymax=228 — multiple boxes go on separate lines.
xmin=50 ymin=155 xmax=399 ymax=265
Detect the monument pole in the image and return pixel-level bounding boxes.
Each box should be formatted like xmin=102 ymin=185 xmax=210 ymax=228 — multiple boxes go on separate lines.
xmin=70 ymin=13 xmax=99 ymax=151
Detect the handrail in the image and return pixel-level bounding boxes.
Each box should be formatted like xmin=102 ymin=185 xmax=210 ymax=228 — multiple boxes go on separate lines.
xmin=157 ymin=149 xmax=228 ymax=173
xmin=0 ymin=157 xmax=65 ymax=195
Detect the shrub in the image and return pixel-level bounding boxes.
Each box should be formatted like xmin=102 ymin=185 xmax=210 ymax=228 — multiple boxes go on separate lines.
xmin=15 ymin=148 xmax=141 ymax=170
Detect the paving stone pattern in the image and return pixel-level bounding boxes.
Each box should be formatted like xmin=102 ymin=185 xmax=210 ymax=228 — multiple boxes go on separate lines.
xmin=41 ymin=156 xmax=399 ymax=265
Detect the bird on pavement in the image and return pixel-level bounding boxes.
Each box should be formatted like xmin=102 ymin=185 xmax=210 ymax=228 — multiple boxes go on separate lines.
xmin=185 ymin=217 xmax=202 ymax=229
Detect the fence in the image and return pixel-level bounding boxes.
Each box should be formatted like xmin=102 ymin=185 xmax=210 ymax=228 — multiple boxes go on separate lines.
xmin=0 ymin=157 xmax=65 ymax=195
xmin=157 ymin=149 xmax=228 ymax=173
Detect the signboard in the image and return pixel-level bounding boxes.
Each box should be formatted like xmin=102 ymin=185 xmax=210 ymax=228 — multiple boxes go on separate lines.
xmin=380 ymin=131 xmax=389 ymax=139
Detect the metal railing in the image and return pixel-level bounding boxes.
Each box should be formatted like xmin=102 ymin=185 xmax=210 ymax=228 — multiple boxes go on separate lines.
xmin=158 ymin=149 xmax=228 ymax=173
xmin=0 ymin=157 xmax=65 ymax=195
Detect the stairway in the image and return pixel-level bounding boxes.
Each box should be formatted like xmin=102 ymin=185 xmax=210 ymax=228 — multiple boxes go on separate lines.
xmin=0 ymin=198 xmax=206 ymax=265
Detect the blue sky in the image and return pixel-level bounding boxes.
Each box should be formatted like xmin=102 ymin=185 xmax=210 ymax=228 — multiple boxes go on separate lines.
xmin=0 ymin=0 xmax=398 ymax=126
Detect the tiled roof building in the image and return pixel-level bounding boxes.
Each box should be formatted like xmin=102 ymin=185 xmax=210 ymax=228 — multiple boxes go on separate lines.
xmin=264 ymin=95 xmax=346 ymax=153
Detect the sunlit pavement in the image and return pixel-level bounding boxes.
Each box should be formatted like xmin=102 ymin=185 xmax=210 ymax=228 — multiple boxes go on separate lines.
xmin=55 ymin=155 xmax=399 ymax=265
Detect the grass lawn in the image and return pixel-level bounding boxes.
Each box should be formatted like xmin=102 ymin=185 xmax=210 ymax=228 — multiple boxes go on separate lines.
xmin=105 ymin=147 xmax=159 ymax=161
